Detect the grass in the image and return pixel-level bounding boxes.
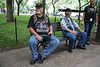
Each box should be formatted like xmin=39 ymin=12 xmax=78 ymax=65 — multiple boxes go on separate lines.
xmin=0 ymin=14 xmax=95 ymax=48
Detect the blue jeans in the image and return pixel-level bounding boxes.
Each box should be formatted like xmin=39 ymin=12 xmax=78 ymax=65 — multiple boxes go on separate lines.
xmin=84 ymin=22 xmax=94 ymax=43
xmin=28 ymin=35 xmax=59 ymax=60
xmin=63 ymin=31 xmax=87 ymax=49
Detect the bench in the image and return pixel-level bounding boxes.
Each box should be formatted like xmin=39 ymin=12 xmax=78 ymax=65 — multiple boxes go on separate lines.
xmin=37 ymin=22 xmax=77 ymax=50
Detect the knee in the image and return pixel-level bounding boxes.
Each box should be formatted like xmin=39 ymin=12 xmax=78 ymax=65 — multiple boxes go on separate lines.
xmin=28 ymin=38 xmax=38 ymax=46
xmin=51 ymin=37 xmax=59 ymax=46
xmin=70 ymin=36 xmax=76 ymax=41
xmin=83 ymin=32 xmax=87 ymax=37
xmin=54 ymin=38 xmax=59 ymax=45
xmin=56 ymin=38 xmax=60 ymax=45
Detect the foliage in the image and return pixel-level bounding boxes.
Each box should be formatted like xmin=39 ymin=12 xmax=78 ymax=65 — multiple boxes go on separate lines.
xmin=94 ymin=0 xmax=100 ymax=8
xmin=20 ymin=0 xmax=28 ymax=11
xmin=0 ymin=0 xmax=6 ymax=9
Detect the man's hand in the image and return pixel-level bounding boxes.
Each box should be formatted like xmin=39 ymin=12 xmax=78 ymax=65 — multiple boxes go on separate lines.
xmin=79 ymin=30 xmax=84 ymax=33
xmin=72 ymin=31 xmax=77 ymax=36
xmin=36 ymin=35 xmax=43 ymax=42
xmin=95 ymin=23 xmax=98 ymax=26
xmin=81 ymin=21 xmax=84 ymax=25
xmin=48 ymin=31 xmax=52 ymax=35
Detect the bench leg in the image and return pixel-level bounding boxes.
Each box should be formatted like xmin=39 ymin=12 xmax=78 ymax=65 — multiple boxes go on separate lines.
xmin=65 ymin=40 xmax=68 ymax=46
xmin=73 ymin=39 xmax=76 ymax=49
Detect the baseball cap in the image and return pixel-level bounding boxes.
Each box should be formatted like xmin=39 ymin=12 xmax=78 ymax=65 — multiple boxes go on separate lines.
xmin=35 ymin=3 xmax=43 ymax=7
xmin=65 ymin=8 xmax=71 ymax=12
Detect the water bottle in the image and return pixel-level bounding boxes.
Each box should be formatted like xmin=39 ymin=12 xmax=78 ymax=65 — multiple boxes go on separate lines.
xmin=94 ymin=26 xmax=97 ymax=32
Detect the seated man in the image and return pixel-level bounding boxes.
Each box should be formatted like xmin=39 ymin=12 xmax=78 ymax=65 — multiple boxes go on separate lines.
xmin=27 ymin=3 xmax=59 ymax=65
xmin=60 ymin=8 xmax=87 ymax=53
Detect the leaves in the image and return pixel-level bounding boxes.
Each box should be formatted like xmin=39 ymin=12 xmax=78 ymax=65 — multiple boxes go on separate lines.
xmin=0 ymin=0 xmax=6 ymax=8
xmin=94 ymin=0 xmax=100 ymax=8
xmin=21 ymin=0 xmax=28 ymax=8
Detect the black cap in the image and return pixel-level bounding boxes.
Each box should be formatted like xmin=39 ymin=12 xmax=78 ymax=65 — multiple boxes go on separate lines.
xmin=35 ymin=3 xmax=43 ymax=7
xmin=65 ymin=8 xmax=71 ymax=12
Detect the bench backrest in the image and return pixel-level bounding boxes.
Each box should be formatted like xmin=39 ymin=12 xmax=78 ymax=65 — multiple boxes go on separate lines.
xmin=51 ymin=22 xmax=62 ymax=36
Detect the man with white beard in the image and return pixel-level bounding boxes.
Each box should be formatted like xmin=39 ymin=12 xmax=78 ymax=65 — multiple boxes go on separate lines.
xmin=27 ymin=3 xmax=59 ymax=65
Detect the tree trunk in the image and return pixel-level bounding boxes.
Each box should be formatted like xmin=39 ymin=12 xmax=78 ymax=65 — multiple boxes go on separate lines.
xmin=78 ymin=0 xmax=81 ymax=26
xmin=43 ymin=0 xmax=45 ymax=14
xmin=12 ymin=0 xmax=14 ymax=14
xmin=53 ymin=4 xmax=55 ymax=16
xmin=17 ymin=4 xmax=20 ymax=15
xmin=15 ymin=0 xmax=23 ymax=16
xmin=6 ymin=0 xmax=14 ymax=22
xmin=95 ymin=6 xmax=100 ymax=41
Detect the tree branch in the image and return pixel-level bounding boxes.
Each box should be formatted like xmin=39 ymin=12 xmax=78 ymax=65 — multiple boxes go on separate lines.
xmin=15 ymin=0 xmax=23 ymax=4
xmin=19 ymin=0 xmax=23 ymax=4
xmin=54 ymin=0 xmax=59 ymax=4
xmin=81 ymin=1 xmax=90 ymax=8
xmin=15 ymin=0 xmax=18 ymax=4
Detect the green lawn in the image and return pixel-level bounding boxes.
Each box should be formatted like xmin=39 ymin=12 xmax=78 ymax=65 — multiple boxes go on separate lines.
xmin=0 ymin=14 xmax=95 ymax=48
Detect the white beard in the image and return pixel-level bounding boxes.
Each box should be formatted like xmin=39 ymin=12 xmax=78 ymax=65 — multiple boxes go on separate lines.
xmin=36 ymin=10 xmax=40 ymax=14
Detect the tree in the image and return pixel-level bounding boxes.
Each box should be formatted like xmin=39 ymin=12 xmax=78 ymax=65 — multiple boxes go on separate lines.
xmin=52 ymin=0 xmax=59 ymax=16
xmin=42 ymin=0 xmax=45 ymax=14
xmin=6 ymin=0 xmax=14 ymax=22
xmin=15 ymin=0 xmax=23 ymax=15
xmin=25 ymin=4 xmax=31 ymax=11
xmin=95 ymin=0 xmax=100 ymax=41
xmin=12 ymin=0 xmax=14 ymax=13
xmin=95 ymin=6 xmax=100 ymax=41
xmin=78 ymin=0 xmax=81 ymax=26
xmin=45 ymin=1 xmax=52 ymax=13
xmin=20 ymin=0 xmax=28 ymax=11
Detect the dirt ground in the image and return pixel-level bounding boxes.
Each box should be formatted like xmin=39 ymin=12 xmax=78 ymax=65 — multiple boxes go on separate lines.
xmin=0 ymin=32 xmax=100 ymax=67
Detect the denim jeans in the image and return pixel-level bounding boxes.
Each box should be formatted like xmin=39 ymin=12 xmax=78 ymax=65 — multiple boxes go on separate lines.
xmin=63 ymin=31 xmax=87 ymax=49
xmin=28 ymin=35 xmax=59 ymax=60
xmin=84 ymin=22 xmax=94 ymax=43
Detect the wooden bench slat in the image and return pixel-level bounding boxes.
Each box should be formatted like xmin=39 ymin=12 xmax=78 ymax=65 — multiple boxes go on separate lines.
xmin=51 ymin=22 xmax=60 ymax=24
xmin=53 ymin=29 xmax=62 ymax=32
xmin=57 ymin=36 xmax=68 ymax=41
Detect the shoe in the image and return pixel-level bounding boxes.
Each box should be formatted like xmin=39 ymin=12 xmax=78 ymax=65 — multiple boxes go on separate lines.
xmin=83 ymin=44 xmax=86 ymax=47
xmin=76 ymin=45 xmax=86 ymax=50
xmin=38 ymin=54 xmax=44 ymax=63
xmin=68 ymin=48 xmax=73 ymax=53
xmin=30 ymin=58 xmax=38 ymax=65
xmin=86 ymin=43 xmax=90 ymax=45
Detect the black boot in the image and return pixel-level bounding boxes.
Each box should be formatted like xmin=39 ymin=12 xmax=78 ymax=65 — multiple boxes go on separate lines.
xmin=38 ymin=54 xmax=44 ymax=63
xmin=68 ymin=48 xmax=73 ymax=53
xmin=30 ymin=58 xmax=38 ymax=65
xmin=76 ymin=45 xmax=86 ymax=50
xmin=83 ymin=44 xmax=86 ymax=47
xmin=86 ymin=43 xmax=90 ymax=45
